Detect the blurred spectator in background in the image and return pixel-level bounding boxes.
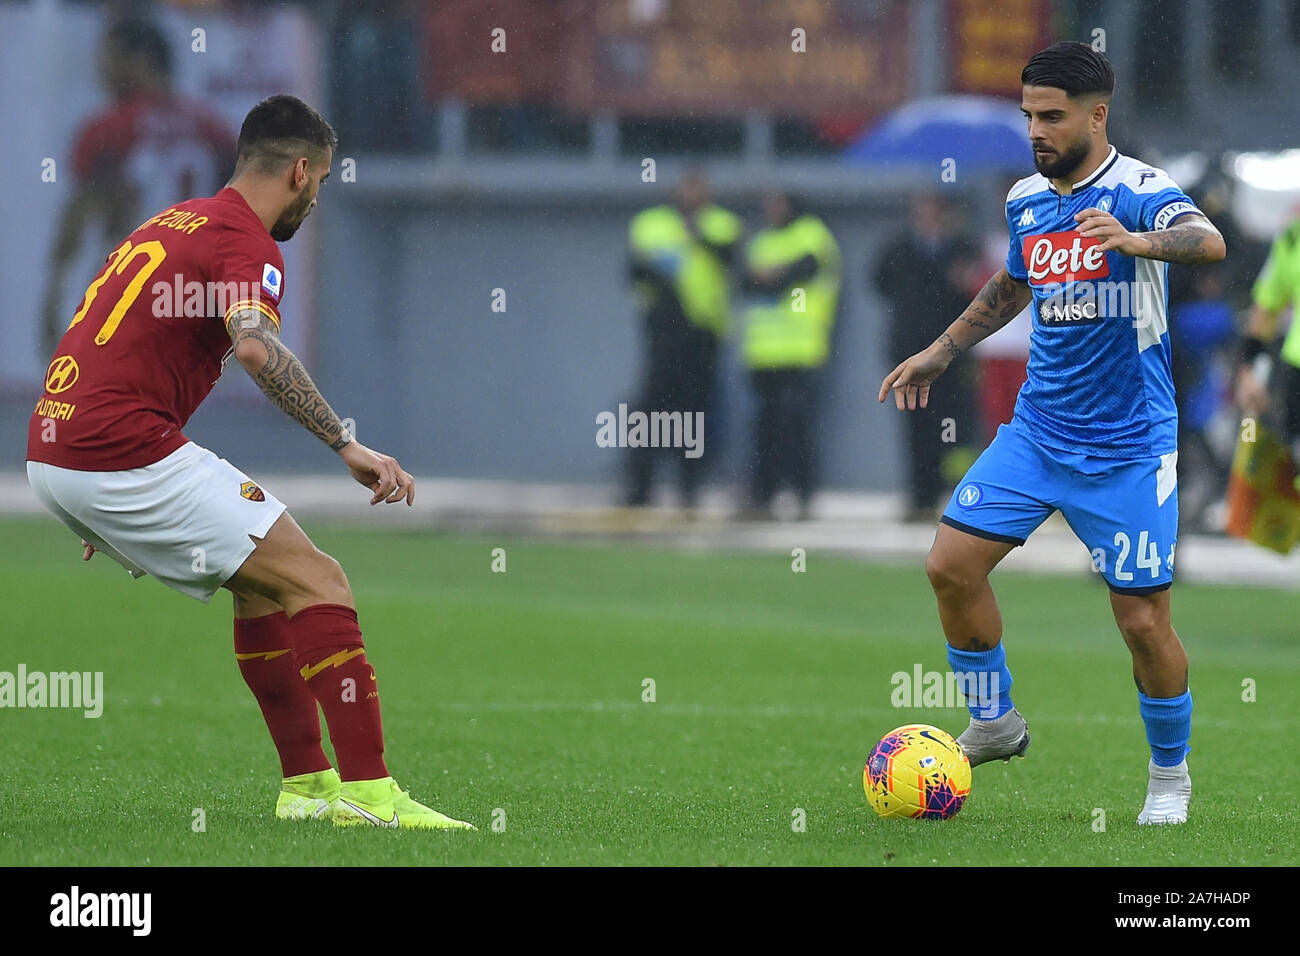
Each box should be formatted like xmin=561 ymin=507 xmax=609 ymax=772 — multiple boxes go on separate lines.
xmin=39 ymin=16 xmax=234 ymax=357
xmin=624 ymin=169 xmax=743 ymax=508
xmin=739 ymin=191 xmax=842 ymax=520
xmin=1171 ymin=268 xmax=1235 ymax=530
xmin=1236 ymin=215 xmax=1300 ymax=457
xmin=1169 ymin=165 xmax=1267 ymax=530
xmin=873 ymin=192 xmax=983 ymax=521
xmin=1172 ymin=166 xmax=1269 ymax=314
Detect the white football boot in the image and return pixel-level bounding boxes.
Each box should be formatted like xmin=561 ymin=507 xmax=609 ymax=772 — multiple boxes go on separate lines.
xmin=1137 ymin=759 xmax=1191 ymax=825
xmin=955 ymin=707 xmax=1031 ymax=767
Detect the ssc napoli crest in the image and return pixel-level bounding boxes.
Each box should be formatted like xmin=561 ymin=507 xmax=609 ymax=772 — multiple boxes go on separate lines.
xmin=956 ymin=483 xmax=984 ymax=508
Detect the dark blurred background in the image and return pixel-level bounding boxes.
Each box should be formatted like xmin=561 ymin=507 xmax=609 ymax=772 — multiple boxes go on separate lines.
xmin=3 ymin=0 xmax=1297 ymax=526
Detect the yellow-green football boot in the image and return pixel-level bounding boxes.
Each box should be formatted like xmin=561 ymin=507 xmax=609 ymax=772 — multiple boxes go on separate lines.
xmin=333 ymin=776 xmax=476 ymax=830
xmin=275 ymin=767 xmax=341 ymax=821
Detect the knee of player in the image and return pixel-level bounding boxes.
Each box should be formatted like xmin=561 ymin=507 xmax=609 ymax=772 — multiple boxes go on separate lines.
xmin=925 ymin=550 xmax=974 ymax=594
xmin=1116 ymin=604 xmax=1166 ymax=646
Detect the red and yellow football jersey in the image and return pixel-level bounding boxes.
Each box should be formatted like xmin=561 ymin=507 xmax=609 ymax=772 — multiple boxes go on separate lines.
xmin=27 ymin=188 xmax=284 ymax=471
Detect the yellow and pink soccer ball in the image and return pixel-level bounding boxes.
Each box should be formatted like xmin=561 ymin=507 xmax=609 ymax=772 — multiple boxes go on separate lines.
xmin=863 ymin=724 xmax=971 ymax=820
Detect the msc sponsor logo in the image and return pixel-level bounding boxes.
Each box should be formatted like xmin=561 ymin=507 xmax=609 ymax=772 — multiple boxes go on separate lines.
xmin=45 ymin=355 xmax=79 ymax=394
xmin=1032 ymin=279 xmax=1164 ymax=326
xmin=1037 ymin=286 xmax=1101 ymax=326
xmin=239 ymin=480 xmax=266 ymax=502
xmin=1024 ymin=231 xmax=1110 ymax=285
xmin=956 ymin=483 xmax=984 ymax=508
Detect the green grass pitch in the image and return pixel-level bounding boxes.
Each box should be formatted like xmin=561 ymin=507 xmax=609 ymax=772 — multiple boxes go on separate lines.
xmin=1 ymin=516 xmax=1295 ymax=866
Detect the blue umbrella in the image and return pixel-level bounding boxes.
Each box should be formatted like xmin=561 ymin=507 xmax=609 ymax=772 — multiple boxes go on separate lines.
xmin=843 ymin=95 xmax=1033 ymax=173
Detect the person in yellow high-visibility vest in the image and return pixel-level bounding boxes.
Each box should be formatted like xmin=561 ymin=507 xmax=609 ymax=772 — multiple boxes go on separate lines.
xmin=741 ymin=191 xmax=842 ymax=519
xmin=1236 ymin=215 xmax=1300 ymax=451
xmin=624 ymin=170 xmax=743 ymax=508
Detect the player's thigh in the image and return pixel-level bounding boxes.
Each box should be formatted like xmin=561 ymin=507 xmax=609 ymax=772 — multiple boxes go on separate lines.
xmin=933 ymin=423 xmax=1056 ymax=575
xmin=1059 ymin=451 xmax=1178 ymax=595
xmin=927 ymin=521 xmax=1017 ymax=587
xmin=225 ymin=510 xmax=352 ymax=611
xmin=28 ymin=445 xmax=287 ymax=602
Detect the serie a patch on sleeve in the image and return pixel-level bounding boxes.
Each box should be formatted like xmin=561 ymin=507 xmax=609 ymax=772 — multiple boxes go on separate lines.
xmin=261 ymin=263 xmax=283 ymax=302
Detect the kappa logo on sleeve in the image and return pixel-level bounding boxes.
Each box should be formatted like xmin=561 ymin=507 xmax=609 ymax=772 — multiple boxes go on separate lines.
xmin=261 ymin=263 xmax=283 ymax=301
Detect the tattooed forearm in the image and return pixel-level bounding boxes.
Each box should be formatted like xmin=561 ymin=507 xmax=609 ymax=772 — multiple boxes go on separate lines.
xmin=938 ymin=332 xmax=961 ymax=360
xmin=1137 ymin=216 xmax=1226 ymax=264
xmin=942 ymin=269 xmax=1032 ymax=352
xmin=225 ymin=309 xmax=352 ymax=451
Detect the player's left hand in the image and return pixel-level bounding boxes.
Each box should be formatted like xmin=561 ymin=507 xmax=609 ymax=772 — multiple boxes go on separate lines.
xmin=1074 ymin=208 xmax=1152 ymax=256
xmin=339 ymin=440 xmax=416 ymax=506
xmin=81 ymin=539 xmax=96 ymax=561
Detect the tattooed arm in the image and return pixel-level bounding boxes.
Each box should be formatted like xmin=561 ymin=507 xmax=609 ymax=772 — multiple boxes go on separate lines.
xmin=1075 ymin=209 xmax=1227 ymax=264
xmin=942 ymin=268 xmax=1034 ymax=354
xmin=226 ymin=307 xmax=351 ymax=450
xmin=878 ymin=268 xmax=1032 ymax=410
xmin=1137 ymin=213 xmax=1228 ymax=263
xmin=226 ymin=308 xmax=416 ymax=505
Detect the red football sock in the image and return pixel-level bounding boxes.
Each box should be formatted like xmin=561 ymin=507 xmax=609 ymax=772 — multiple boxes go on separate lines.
xmin=233 ymin=612 xmax=331 ymax=778
xmin=288 ymin=604 xmax=388 ymax=782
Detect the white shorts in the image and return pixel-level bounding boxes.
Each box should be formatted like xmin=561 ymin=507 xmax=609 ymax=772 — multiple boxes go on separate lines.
xmin=26 ymin=441 xmax=287 ymax=603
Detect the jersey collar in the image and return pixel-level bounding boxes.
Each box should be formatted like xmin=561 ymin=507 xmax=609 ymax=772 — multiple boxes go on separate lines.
xmin=1048 ymin=144 xmax=1118 ymax=195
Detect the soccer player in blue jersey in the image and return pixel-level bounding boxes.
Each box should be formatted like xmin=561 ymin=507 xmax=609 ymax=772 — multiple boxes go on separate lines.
xmin=878 ymin=42 xmax=1225 ymax=825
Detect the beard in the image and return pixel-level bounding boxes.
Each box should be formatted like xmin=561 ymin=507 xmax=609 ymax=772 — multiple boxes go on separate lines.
xmin=270 ymin=191 xmax=313 ymax=241
xmin=1032 ymin=135 xmax=1092 ymax=181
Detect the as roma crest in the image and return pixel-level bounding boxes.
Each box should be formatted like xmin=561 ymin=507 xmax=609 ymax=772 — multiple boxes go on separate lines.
xmin=239 ymin=480 xmax=265 ymax=502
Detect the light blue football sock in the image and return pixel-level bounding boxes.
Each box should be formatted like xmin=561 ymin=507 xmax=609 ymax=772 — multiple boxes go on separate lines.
xmin=947 ymin=644 xmax=1014 ymax=720
xmin=1138 ymin=689 xmax=1192 ymax=767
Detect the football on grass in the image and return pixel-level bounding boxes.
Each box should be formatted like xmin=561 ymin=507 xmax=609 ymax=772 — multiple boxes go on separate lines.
xmin=864 ymin=723 xmax=971 ymax=820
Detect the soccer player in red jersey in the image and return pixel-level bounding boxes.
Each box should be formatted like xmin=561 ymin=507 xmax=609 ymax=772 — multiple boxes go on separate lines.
xmin=26 ymin=94 xmax=473 ymax=830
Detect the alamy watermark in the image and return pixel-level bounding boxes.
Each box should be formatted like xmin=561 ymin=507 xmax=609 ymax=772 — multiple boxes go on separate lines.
xmin=596 ymin=403 xmax=704 ymax=459
xmin=0 ymin=664 xmax=103 ymax=718
xmin=149 ymin=275 xmax=267 ymax=319
xmin=891 ymin=665 xmax=999 ymax=719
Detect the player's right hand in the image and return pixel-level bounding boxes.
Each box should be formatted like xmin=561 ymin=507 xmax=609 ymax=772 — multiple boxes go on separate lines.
xmin=339 ymin=441 xmax=416 ymax=506
xmin=878 ymin=346 xmax=951 ymax=411
xmin=81 ymin=540 xmax=96 ymax=561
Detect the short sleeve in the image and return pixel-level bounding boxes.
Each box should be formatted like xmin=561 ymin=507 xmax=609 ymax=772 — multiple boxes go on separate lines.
xmin=1252 ymin=230 xmax=1298 ymax=311
xmin=1124 ymin=167 xmax=1201 ymax=232
xmin=1004 ymin=202 xmax=1028 ymax=282
xmin=213 ymin=222 xmax=284 ymax=330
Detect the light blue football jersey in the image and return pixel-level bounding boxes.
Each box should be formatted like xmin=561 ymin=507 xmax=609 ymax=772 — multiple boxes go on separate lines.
xmin=1003 ymin=145 xmax=1201 ymax=458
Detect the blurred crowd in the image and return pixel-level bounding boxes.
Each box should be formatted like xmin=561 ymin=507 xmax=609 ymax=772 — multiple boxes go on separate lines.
xmin=31 ymin=1 xmax=1300 ymax=531
xmin=622 ymin=164 xmax=1285 ymax=531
